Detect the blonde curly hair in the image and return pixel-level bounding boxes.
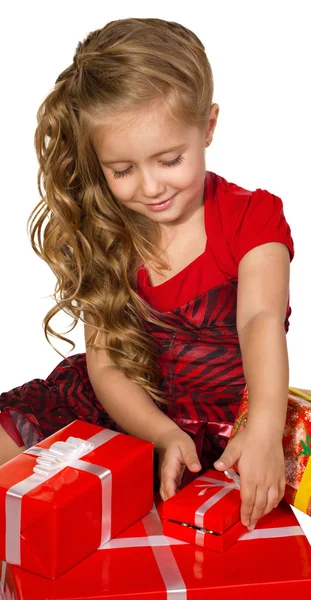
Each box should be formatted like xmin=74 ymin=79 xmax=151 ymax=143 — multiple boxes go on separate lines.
xmin=28 ymin=17 xmax=214 ymax=404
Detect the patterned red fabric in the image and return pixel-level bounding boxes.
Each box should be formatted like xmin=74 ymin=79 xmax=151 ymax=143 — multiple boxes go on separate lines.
xmin=0 ymin=171 xmax=295 ymax=476
xmin=136 ymin=171 xmax=294 ymax=312
xmin=141 ymin=279 xmax=246 ymax=424
xmin=0 ymin=354 xmax=125 ymax=448
xmin=136 ymin=170 xmax=294 ymax=423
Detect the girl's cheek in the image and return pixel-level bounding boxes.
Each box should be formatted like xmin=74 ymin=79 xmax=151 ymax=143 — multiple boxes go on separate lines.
xmin=109 ymin=185 xmax=136 ymax=206
xmin=105 ymin=177 xmax=126 ymax=197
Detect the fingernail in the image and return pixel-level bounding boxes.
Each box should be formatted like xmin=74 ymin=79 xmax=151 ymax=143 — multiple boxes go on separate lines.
xmin=248 ymin=523 xmax=256 ymax=531
xmin=242 ymin=520 xmax=250 ymax=527
xmin=191 ymin=462 xmax=201 ymax=469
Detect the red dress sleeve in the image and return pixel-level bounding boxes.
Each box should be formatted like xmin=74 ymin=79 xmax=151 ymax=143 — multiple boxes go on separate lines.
xmin=223 ymin=187 xmax=295 ymax=265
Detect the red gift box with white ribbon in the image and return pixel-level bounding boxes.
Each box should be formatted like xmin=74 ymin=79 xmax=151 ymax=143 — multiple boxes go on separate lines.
xmin=1 ymin=495 xmax=311 ymax=599
xmin=0 ymin=420 xmax=153 ymax=579
xmin=161 ymin=468 xmax=247 ymax=552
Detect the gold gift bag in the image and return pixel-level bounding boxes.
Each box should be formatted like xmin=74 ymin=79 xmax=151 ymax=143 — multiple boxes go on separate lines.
xmin=230 ymin=386 xmax=311 ymax=516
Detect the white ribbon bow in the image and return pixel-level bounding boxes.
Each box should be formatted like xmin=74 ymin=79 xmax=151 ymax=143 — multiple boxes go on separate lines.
xmin=33 ymin=437 xmax=95 ymax=478
xmin=194 ymin=468 xmax=241 ymax=529
xmin=195 ymin=468 xmax=241 ymax=496
xmin=5 ymin=429 xmax=120 ymax=566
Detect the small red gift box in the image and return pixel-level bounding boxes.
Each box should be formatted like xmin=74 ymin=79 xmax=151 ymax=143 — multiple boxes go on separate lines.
xmin=0 ymin=420 xmax=153 ymax=579
xmin=161 ymin=469 xmax=247 ymax=552
xmin=1 ymin=495 xmax=311 ymax=599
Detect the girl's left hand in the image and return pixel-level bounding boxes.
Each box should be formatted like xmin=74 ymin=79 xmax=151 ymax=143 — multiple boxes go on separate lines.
xmin=213 ymin=427 xmax=286 ymax=531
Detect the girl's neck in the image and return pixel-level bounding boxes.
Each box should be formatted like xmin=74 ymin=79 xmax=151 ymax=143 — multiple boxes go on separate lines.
xmin=157 ymin=199 xmax=205 ymax=250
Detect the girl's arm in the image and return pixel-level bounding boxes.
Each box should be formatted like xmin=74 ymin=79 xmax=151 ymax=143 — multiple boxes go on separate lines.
xmin=214 ymin=241 xmax=291 ymax=529
xmin=84 ymin=314 xmax=202 ymax=498
xmin=84 ymin=313 xmax=179 ymax=446
xmin=236 ymin=241 xmax=290 ymax=436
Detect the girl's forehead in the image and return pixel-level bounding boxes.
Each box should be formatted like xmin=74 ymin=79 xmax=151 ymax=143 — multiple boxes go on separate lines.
xmin=92 ymin=103 xmax=184 ymax=137
xmin=91 ymin=106 xmax=194 ymax=156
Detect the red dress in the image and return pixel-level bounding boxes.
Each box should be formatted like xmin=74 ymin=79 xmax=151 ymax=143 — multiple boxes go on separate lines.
xmin=0 ymin=171 xmax=295 ymax=474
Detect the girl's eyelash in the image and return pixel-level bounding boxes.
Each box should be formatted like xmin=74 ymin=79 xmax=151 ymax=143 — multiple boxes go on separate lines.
xmin=112 ymin=155 xmax=185 ymax=179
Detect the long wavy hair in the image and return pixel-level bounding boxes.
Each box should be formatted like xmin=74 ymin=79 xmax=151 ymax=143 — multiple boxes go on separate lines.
xmin=28 ymin=17 xmax=214 ymax=404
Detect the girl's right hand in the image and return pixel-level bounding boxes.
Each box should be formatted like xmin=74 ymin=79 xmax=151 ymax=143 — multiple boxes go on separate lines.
xmin=156 ymin=428 xmax=202 ymax=501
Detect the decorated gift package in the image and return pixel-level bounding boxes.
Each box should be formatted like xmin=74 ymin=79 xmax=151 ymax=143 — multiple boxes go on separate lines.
xmin=230 ymin=386 xmax=311 ymax=516
xmin=161 ymin=468 xmax=247 ymax=552
xmin=0 ymin=420 xmax=154 ymax=579
xmin=1 ymin=494 xmax=311 ymax=599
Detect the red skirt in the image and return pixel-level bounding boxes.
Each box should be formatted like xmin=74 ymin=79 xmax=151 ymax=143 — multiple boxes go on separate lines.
xmin=0 ymin=353 xmax=232 ymax=487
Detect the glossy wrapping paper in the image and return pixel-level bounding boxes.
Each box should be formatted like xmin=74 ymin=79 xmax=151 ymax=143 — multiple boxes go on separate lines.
xmin=161 ymin=469 xmax=247 ymax=552
xmin=0 ymin=421 xmax=153 ymax=579
xmin=230 ymin=386 xmax=311 ymax=516
xmin=1 ymin=495 xmax=311 ymax=599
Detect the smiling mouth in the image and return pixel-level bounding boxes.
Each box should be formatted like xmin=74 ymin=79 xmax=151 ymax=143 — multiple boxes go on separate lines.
xmin=148 ymin=195 xmax=175 ymax=205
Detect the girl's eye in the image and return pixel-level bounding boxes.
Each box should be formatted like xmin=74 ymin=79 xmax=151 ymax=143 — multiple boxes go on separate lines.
xmin=112 ymin=155 xmax=185 ymax=179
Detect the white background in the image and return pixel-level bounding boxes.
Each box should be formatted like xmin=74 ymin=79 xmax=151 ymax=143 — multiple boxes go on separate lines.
xmin=0 ymin=1 xmax=310 ymax=540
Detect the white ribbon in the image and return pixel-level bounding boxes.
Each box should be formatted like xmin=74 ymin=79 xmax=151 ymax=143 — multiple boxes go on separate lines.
xmin=5 ymin=429 xmax=120 ymax=566
xmin=32 ymin=436 xmax=95 ymax=478
xmin=0 ymin=562 xmax=6 ymax=600
xmin=195 ymin=469 xmax=240 ymax=497
xmin=239 ymin=526 xmax=304 ymax=540
xmin=101 ymin=504 xmax=188 ymax=599
xmin=0 ymin=562 xmax=17 ymax=600
xmin=194 ymin=470 xmax=240 ymax=529
xmin=99 ymin=502 xmax=305 ymax=598
xmin=0 ymin=504 xmax=305 ymax=599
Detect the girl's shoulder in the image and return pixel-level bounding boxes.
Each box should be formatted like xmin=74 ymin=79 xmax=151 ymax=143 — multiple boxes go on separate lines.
xmin=206 ymin=171 xmax=294 ymax=265
xmin=208 ymin=170 xmax=291 ymax=218
xmin=208 ymin=170 xmax=252 ymax=196
xmin=207 ymin=170 xmax=289 ymax=229
xmin=207 ymin=170 xmax=259 ymax=212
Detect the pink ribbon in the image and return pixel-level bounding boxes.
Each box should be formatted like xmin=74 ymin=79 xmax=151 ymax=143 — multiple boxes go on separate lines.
xmin=5 ymin=429 xmax=120 ymax=566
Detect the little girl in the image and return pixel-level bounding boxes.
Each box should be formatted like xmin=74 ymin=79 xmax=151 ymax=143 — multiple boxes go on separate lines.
xmin=0 ymin=17 xmax=294 ymax=532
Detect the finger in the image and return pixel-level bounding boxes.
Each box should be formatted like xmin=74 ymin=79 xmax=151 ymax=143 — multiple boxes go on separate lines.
xmin=248 ymin=486 xmax=268 ymax=528
xmin=159 ymin=485 xmax=166 ymax=502
xmin=262 ymin=486 xmax=280 ymax=516
xmin=160 ymin=477 xmax=176 ymax=501
xmin=164 ymin=479 xmax=177 ymax=499
xmin=240 ymin=484 xmax=256 ymax=527
xmin=278 ymin=477 xmax=286 ymax=504
xmin=270 ymin=478 xmax=286 ymax=510
xmin=161 ymin=468 xmax=179 ymax=500
xmin=176 ymin=464 xmax=186 ymax=490
xmin=214 ymin=445 xmax=240 ymax=472
xmin=181 ymin=444 xmax=201 ymax=472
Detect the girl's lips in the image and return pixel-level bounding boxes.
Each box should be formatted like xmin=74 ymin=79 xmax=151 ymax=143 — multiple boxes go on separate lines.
xmin=147 ymin=194 xmax=175 ymax=211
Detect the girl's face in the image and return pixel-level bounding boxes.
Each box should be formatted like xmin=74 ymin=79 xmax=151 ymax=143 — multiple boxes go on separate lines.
xmin=91 ymin=100 xmax=218 ymax=229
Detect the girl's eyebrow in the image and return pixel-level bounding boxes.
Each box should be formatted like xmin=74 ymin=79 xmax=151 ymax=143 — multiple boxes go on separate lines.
xmin=100 ymin=143 xmax=187 ymax=165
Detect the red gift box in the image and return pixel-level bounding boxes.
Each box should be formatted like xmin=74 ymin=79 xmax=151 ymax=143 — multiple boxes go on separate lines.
xmin=0 ymin=420 xmax=153 ymax=579
xmin=161 ymin=469 xmax=247 ymax=552
xmin=1 ymin=495 xmax=311 ymax=599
